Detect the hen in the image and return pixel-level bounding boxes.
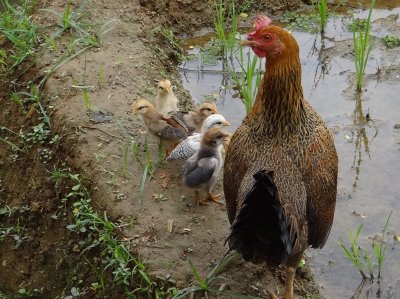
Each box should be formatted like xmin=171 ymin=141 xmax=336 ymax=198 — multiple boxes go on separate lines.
xmin=153 ymin=79 xmax=179 ymax=114
xmin=183 ymin=128 xmax=228 ymax=205
xmin=166 ymin=114 xmax=230 ymax=161
xmin=223 ymin=16 xmax=338 ymax=299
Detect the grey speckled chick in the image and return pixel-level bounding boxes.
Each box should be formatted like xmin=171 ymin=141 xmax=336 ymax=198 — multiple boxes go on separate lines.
xmin=183 ymin=127 xmax=228 ymax=205
xmin=166 ymin=114 xmax=230 ymax=162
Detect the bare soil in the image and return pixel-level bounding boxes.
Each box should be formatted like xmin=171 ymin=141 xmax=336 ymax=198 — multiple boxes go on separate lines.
xmin=0 ymin=0 xmax=322 ymax=298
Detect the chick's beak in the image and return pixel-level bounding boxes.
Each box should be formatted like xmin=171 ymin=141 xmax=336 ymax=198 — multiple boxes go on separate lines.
xmin=223 ymin=121 xmax=231 ymax=126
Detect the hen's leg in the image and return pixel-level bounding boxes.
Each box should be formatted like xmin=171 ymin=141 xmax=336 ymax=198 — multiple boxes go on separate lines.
xmin=206 ymin=191 xmax=224 ymax=205
xmin=267 ymin=266 xmax=296 ymax=299
xmin=283 ymin=266 xmax=296 ymax=299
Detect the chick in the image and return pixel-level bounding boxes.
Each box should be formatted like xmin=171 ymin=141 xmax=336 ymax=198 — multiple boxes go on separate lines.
xmin=166 ymin=114 xmax=230 ymax=161
xmin=169 ymin=102 xmax=219 ymax=134
xmin=221 ymin=132 xmax=233 ymax=162
xmin=153 ymin=79 xmax=179 ymax=114
xmin=183 ymin=127 xmax=228 ymax=205
xmin=131 ymin=98 xmax=188 ymax=148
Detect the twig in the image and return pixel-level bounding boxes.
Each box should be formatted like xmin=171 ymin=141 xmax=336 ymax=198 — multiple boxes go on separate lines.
xmin=80 ymin=125 xmax=124 ymax=140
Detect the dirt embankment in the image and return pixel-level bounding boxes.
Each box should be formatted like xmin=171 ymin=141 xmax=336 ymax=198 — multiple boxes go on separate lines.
xmin=0 ymin=0 xmax=320 ymax=297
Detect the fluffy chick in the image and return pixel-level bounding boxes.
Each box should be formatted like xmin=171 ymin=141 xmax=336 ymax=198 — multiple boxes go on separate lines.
xmin=132 ymin=98 xmax=188 ymax=147
xmin=169 ymin=102 xmax=219 ymax=134
xmin=183 ymin=127 xmax=228 ymax=205
xmin=166 ymin=114 xmax=230 ymax=161
xmin=153 ymin=79 xmax=179 ymax=114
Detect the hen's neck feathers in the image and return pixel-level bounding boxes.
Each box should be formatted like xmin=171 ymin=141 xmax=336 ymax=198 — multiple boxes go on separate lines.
xmin=250 ymin=30 xmax=306 ymax=138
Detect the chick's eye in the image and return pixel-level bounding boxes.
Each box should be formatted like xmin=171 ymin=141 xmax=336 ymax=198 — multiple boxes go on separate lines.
xmin=138 ymin=106 xmax=146 ymax=110
xmin=216 ymin=122 xmax=222 ymax=125
xmin=203 ymin=108 xmax=211 ymax=112
xmin=263 ymin=34 xmax=272 ymax=41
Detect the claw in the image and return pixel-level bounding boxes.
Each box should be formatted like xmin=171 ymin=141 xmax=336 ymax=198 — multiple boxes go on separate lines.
xmin=206 ymin=192 xmax=224 ymax=205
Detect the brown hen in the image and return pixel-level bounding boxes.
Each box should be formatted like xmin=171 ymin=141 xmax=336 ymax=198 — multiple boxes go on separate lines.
xmin=223 ymin=16 xmax=338 ymax=299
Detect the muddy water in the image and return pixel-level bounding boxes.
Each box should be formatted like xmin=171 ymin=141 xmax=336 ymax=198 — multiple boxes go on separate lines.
xmin=179 ymin=7 xmax=400 ymax=299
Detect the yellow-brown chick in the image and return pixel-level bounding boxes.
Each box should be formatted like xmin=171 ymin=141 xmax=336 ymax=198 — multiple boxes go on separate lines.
xmin=132 ymin=98 xmax=188 ymax=150
xmin=169 ymin=102 xmax=219 ymax=134
xmin=153 ymin=79 xmax=179 ymax=114
xmin=183 ymin=127 xmax=228 ymax=205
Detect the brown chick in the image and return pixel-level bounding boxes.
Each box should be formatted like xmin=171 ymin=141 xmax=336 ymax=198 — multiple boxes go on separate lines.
xmin=224 ymin=15 xmax=338 ymax=299
xmin=153 ymin=79 xmax=179 ymax=114
xmin=169 ymin=102 xmax=219 ymax=134
xmin=183 ymin=127 xmax=228 ymax=205
xmin=132 ymin=98 xmax=188 ymax=152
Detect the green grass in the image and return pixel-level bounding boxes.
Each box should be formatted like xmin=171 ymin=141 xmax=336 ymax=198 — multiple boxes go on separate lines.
xmin=280 ymin=11 xmax=320 ymax=33
xmin=0 ymin=0 xmax=39 ymax=69
xmin=352 ymin=0 xmax=375 ymax=92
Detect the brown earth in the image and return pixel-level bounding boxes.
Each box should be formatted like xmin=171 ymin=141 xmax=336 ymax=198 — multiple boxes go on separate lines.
xmin=0 ymin=0 xmax=322 ymax=298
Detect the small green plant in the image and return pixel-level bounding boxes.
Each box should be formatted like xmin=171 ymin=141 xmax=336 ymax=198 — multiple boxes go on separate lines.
xmin=382 ymin=35 xmax=400 ymax=48
xmin=352 ymin=0 xmax=375 ymax=92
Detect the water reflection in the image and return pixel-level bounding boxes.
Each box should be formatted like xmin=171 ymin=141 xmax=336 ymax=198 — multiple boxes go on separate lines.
xmin=347 ymin=93 xmax=378 ymax=191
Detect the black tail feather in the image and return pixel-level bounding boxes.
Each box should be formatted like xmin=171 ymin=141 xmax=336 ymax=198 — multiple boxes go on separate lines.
xmin=226 ymin=170 xmax=296 ymax=266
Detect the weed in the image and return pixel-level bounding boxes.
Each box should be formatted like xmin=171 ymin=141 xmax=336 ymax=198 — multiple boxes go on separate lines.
xmin=97 ymin=63 xmax=105 ymax=89
xmin=0 ymin=0 xmax=39 ymax=68
xmin=41 ymin=0 xmax=92 ymax=41
xmin=348 ymin=18 xmax=367 ymax=32
xmin=174 ymin=251 xmax=260 ymax=298
xmin=280 ymin=12 xmax=320 ymax=33
xmin=382 ymin=35 xmax=400 ymax=48
xmin=161 ymin=29 xmax=181 ymax=52
xmin=56 ymin=170 xmax=175 ymax=297
xmin=122 ymin=144 xmax=128 ymax=179
xmin=140 ymin=140 xmax=154 ymax=195
xmin=352 ymin=0 xmax=375 ymax=92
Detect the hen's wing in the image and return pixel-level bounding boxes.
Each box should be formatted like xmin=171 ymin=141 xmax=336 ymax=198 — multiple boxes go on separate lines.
xmin=303 ymin=120 xmax=338 ymax=248
xmin=166 ymin=134 xmax=201 ymax=161
xmin=183 ymin=155 xmax=218 ymax=188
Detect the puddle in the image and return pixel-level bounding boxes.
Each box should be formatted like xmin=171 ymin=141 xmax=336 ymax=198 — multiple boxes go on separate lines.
xmin=179 ymin=7 xmax=400 ymax=299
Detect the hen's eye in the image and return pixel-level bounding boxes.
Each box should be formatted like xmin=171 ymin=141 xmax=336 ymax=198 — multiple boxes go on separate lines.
xmin=263 ymin=35 xmax=272 ymax=41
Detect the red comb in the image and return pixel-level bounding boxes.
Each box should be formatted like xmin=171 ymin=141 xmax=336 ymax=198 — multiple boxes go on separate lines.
xmin=248 ymin=15 xmax=272 ymax=37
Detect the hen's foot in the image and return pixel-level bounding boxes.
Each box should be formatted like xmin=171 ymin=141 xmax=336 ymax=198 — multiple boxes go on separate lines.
xmin=206 ymin=192 xmax=224 ymax=205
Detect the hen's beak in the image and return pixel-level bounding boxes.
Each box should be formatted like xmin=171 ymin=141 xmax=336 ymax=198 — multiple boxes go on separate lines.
xmin=240 ymin=39 xmax=254 ymax=47
xmin=223 ymin=121 xmax=231 ymax=126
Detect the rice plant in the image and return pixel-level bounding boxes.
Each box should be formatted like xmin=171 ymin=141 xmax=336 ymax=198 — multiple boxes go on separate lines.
xmin=229 ymin=46 xmax=263 ymax=113
xmin=372 ymin=210 xmax=392 ymax=278
xmin=338 ymin=224 xmax=373 ymax=280
xmin=338 ymin=211 xmax=393 ymax=281
xmin=352 ymin=0 xmax=376 ymax=92
xmin=316 ymin=0 xmax=328 ymax=33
